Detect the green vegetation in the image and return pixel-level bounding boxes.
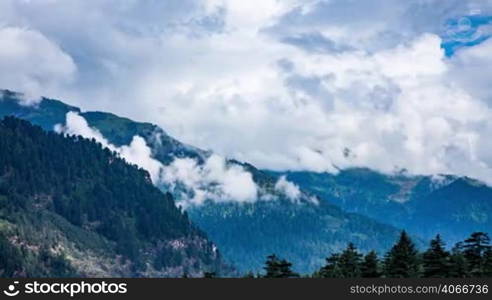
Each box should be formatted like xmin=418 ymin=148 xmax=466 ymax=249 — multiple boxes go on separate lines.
xmin=383 ymin=231 xmax=420 ymax=277
xmin=0 ymin=231 xmax=75 ymax=277
xmin=262 ymin=254 xmax=299 ymax=278
xmin=189 ymin=198 xmax=405 ymax=274
xmin=250 ymin=231 xmax=492 ymax=278
xmin=422 ymin=234 xmax=450 ymax=277
xmin=3 ymin=92 xmax=491 ymax=278
xmin=0 ymin=117 xmax=227 ymax=277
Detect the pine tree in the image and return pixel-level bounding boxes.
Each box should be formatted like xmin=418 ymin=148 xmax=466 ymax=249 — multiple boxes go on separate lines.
xmin=263 ymin=254 xmax=299 ymax=278
xmin=243 ymin=271 xmax=256 ymax=278
xmin=448 ymin=243 xmax=469 ymax=278
xmin=423 ymin=234 xmax=450 ymax=278
xmin=339 ymin=243 xmax=363 ymax=278
xmin=483 ymin=248 xmax=492 ymax=277
xmin=277 ymin=259 xmax=299 ymax=278
xmin=203 ymin=271 xmax=217 ymax=278
xmin=263 ymin=254 xmax=282 ymax=278
xmin=317 ymin=253 xmax=343 ymax=278
xmin=361 ymin=251 xmax=381 ymax=278
xmin=462 ymin=232 xmax=491 ymax=277
xmin=384 ymin=231 xmax=421 ymax=278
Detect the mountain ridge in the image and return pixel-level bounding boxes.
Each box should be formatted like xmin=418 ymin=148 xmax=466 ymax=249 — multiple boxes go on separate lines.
xmin=269 ymin=168 xmax=492 ymax=246
xmin=0 ymin=90 xmax=446 ymax=273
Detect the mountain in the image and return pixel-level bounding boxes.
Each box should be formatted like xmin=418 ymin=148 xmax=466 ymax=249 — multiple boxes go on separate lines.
xmin=0 ymin=116 xmax=229 ymax=277
xmin=270 ymin=168 xmax=492 ymax=246
xmin=185 ymin=160 xmax=411 ymax=273
xmin=1 ymin=90 xmax=409 ymax=274
xmin=187 ymin=196 xmax=404 ymax=273
xmin=0 ymin=90 xmax=208 ymax=164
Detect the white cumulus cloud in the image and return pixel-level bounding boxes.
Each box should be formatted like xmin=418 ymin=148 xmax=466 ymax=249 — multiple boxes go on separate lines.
xmin=56 ymin=112 xmax=260 ymax=205
xmin=162 ymin=154 xmax=258 ymax=207
xmin=0 ymin=26 xmax=76 ymax=104
xmin=3 ymin=0 xmax=492 ymax=185
xmin=274 ymin=176 xmax=301 ymax=202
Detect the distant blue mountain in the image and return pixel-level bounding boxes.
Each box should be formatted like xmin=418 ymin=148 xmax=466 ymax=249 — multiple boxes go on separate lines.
xmin=269 ymin=168 xmax=492 ymax=246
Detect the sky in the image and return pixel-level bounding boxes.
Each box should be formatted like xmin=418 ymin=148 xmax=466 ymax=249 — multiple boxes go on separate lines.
xmin=2 ymin=0 xmax=492 ymax=184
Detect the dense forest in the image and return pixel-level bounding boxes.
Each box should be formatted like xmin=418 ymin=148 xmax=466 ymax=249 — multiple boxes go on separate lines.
xmin=189 ymin=199 xmax=405 ymax=273
xmin=251 ymin=231 xmax=492 ymax=278
xmin=0 ymin=116 xmax=228 ymax=277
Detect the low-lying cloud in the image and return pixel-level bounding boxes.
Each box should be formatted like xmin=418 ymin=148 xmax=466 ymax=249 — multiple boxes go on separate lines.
xmin=56 ymin=112 xmax=261 ymax=206
xmin=161 ymin=155 xmax=258 ymax=207
xmin=55 ymin=112 xmax=163 ymax=182
xmin=274 ymin=176 xmax=301 ymax=202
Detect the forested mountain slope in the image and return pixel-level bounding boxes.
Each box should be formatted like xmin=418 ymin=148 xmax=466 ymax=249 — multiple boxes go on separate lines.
xmin=0 ymin=116 xmax=228 ymax=277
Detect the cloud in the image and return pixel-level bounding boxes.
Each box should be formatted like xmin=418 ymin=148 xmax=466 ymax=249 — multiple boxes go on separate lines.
xmin=449 ymin=37 xmax=492 ymax=104
xmin=161 ymin=154 xmax=258 ymax=207
xmin=56 ymin=112 xmax=259 ymax=205
xmin=55 ymin=112 xmax=163 ymax=182
xmin=3 ymin=0 xmax=492 ymax=185
xmin=55 ymin=112 xmax=113 ymax=149
xmin=0 ymin=26 xmax=76 ymax=104
xmin=267 ymin=0 xmax=492 ymax=52
xmin=274 ymin=176 xmax=301 ymax=202
xmin=119 ymin=136 xmax=164 ymax=183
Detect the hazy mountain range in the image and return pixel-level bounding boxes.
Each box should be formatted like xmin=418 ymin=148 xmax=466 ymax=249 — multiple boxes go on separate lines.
xmin=269 ymin=169 xmax=492 ymax=245
xmin=1 ymin=90 xmax=491 ymax=274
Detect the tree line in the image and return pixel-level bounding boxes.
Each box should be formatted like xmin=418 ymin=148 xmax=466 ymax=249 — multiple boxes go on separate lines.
xmin=248 ymin=231 xmax=492 ymax=278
